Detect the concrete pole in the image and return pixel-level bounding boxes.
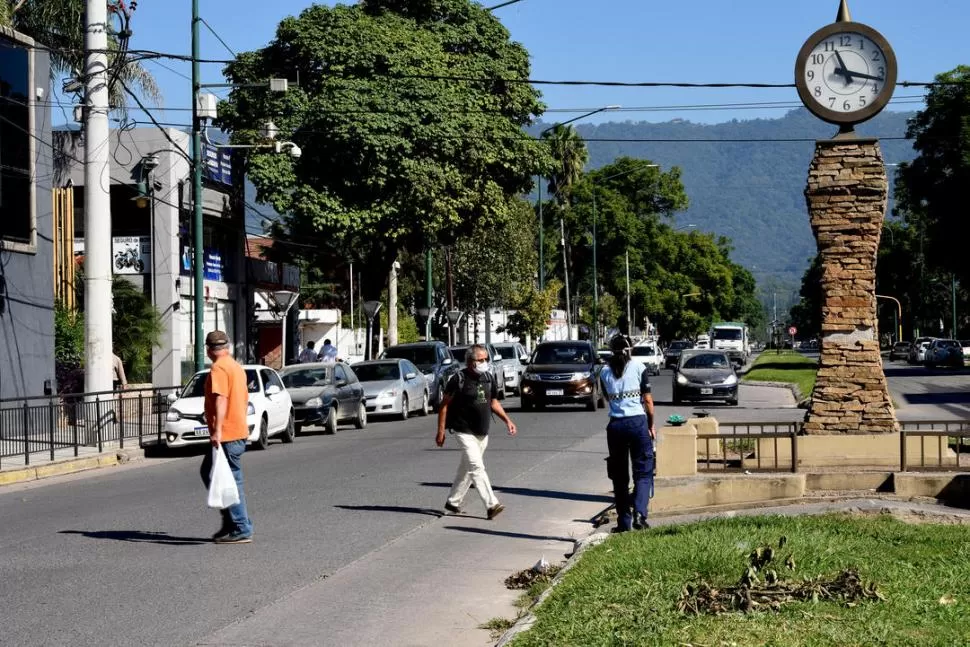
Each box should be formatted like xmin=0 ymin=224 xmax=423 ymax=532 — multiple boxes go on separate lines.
xmin=388 ymin=260 xmax=398 ymax=346
xmin=191 ymin=0 xmax=205 ymax=371
xmin=83 ymin=0 xmax=113 ymax=394
xmin=561 ymin=218 xmax=571 ymax=339
xmin=626 ymin=250 xmax=632 ymax=336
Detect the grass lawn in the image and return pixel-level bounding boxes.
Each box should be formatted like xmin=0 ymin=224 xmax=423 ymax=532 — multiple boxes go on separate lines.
xmin=743 ymin=351 xmax=818 ymax=397
xmin=508 ymin=514 xmax=970 ymax=647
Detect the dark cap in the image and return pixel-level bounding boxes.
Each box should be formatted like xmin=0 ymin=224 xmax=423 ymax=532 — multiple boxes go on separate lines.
xmin=205 ymin=330 xmax=230 ymax=348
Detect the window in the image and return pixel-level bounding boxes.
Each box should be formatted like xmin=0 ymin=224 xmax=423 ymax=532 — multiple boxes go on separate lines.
xmin=0 ymin=40 xmax=32 ymax=247
xmin=334 ymin=365 xmax=347 ymax=383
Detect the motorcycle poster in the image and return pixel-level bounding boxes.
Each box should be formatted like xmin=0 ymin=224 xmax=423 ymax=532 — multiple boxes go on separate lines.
xmin=112 ymin=236 xmax=150 ymax=274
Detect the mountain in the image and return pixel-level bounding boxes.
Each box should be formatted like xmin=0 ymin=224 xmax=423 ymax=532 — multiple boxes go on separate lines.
xmin=536 ymin=108 xmax=917 ymax=289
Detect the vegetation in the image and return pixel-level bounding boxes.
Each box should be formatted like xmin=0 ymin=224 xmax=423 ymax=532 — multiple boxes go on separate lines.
xmin=54 ymin=302 xmax=84 ymax=394
xmin=509 ymin=514 xmax=970 ymax=647
xmin=743 ymin=351 xmax=817 ymax=398
xmin=112 ymin=280 xmax=163 ymax=383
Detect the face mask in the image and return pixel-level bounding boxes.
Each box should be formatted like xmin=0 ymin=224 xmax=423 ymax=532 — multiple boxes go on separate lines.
xmin=474 ymin=360 xmax=489 ymax=375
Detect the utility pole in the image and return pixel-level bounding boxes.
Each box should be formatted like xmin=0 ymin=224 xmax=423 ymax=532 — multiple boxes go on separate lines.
xmin=592 ymin=190 xmax=598 ymax=347
xmin=191 ymin=0 xmax=205 ymax=371
xmin=537 ymin=179 xmax=544 ymax=290
xmin=560 ymin=218 xmax=571 ymax=339
xmin=625 ymin=250 xmax=632 ymax=336
xmin=388 ymin=260 xmax=399 ymax=346
xmin=446 ymin=248 xmax=455 ymax=344
xmin=83 ymin=0 xmax=113 ymax=393
xmin=425 ymin=249 xmax=433 ymax=339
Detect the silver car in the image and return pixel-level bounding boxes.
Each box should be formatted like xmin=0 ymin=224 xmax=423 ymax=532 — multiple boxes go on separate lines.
xmin=450 ymin=344 xmax=508 ymax=399
xmin=494 ymin=342 xmax=529 ymax=394
xmin=352 ymin=359 xmax=430 ymax=420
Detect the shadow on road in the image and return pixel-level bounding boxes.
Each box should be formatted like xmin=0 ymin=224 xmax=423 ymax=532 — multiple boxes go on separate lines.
xmin=333 ymin=504 xmax=443 ymax=517
xmin=442 ymin=525 xmax=574 ymax=543
xmin=419 ymin=482 xmax=612 ymax=504
xmin=904 ymin=392 xmax=970 ymax=405
xmin=59 ymin=530 xmax=210 ymax=545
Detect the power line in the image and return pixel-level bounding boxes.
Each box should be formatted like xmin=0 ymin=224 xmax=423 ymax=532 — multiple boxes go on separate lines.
xmin=144 ymin=57 xmax=192 ymax=82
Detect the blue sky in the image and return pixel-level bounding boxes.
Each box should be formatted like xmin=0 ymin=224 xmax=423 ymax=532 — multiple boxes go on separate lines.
xmin=97 ymin=0 xmax=969 ymax=131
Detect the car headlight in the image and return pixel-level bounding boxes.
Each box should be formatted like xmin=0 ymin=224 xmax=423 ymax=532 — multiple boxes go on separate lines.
xmin=304 ymin=397 xmax=321 ymax=408
xmin=247 ymin=402 xmax=257 ymax=415
xmin=166 ymin=408 xmax=181 ymax=422
xmin=723 ymin=374 xmax=738 ymax=385
xmin=676 ymin=373 xmax=689 ymax=385
xmin=379 ymin=389 xmax=399 ymax=399
xmin=570 ymin=371 xmax=592 ymax=381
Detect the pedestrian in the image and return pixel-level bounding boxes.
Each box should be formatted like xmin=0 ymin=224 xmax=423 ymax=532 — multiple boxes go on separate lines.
xmin=436 ymin=344 xmax=517 ymax=519
xmin=112 ymin=353 xmax=127 ymax=391
xmin=298 ymin=340 xmax=319 ymax=363
xmin=318 ymin=338 xmax=338 ymax=363
xmin=600 ymin=334 xmax=656 ymax=533
xmin=199 ymin=330 xmax=254 ymax=544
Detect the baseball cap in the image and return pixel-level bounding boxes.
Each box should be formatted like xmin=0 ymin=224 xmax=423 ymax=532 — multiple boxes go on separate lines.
xmin=205 ymin=330 xmax=230 ymax=348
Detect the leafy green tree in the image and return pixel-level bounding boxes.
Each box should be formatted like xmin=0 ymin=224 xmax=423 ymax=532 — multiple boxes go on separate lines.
xmin=54 ymin=302 xmax=85 ymax=394
xmin=542 ymin=124 xmax=588 ymax=201
xmin=501 ymin=280 xmax=562 ymax=343
xmin=218 ymin=0 xmax=549 ymax=304
xmin=112 ymin=280 xmax=162 ymax=383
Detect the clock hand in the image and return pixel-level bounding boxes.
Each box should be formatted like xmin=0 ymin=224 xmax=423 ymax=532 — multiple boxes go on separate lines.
xmin=832 ymin=50 xmax=854 ymax=86
xmin=840 ymin=70 xmax=885 ymax=83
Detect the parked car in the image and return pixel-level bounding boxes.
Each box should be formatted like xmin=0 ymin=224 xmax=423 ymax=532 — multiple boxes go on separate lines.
xmin=962 ymin=340 xmax=970 ymax=362
xmin=630 ymin=344 xmax=663 ymax=375
xmin=450 ymin=343 xmax=508 ymax=399
xmin=493 ymin=342 xmax=530 ymax=394
xmin=352 ymin=359 xmax=430 ymax=419
xmin=908 ymin=337 xmax=935 ymax=364
xmin=164 ymin=365 xmax=295 ymax=449
xmin=380 ymin=341 xmax=460 ymax=410
xmin=923 ymin=339 xmax=964 ymax=369
xmin=672 ymin=350 xmax=739 ymax=406
xmin=888 ymin=341 xmax=911 ymax=362
xmin=520 ymin=340 xmax=605 ymax=411
xmin=664 ymin=340 xmax=693 ymax=369
xmin=280 ymin=362 xmax=366 ymax=434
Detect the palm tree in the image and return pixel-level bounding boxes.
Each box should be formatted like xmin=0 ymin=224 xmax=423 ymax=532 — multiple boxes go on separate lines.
xmin=541 ymin=124 xmax=589 ymax=203
xmin=3 ymin=0 xmax=161 ymax=111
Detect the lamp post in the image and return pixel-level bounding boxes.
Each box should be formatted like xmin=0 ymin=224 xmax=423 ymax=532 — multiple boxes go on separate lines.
xmin=272 ymin=290 xmax=298 ymax=368
xmin=876 ymin=294 xmax=903 ymax=342
xmin=537 ymin=105 xmax=620 ymax=290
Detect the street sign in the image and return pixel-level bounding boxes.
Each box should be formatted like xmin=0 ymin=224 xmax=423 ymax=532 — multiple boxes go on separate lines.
xmin=788 ymin=326 xmax=797 ymax=336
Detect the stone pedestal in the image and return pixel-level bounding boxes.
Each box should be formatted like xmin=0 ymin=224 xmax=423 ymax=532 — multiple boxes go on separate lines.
xmin=803 ymin=138 xmax=898 ymax=434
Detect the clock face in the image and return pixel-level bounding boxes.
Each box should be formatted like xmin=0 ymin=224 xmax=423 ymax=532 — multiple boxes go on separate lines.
xmin=795 ymin=22 xmax=897 ymax=126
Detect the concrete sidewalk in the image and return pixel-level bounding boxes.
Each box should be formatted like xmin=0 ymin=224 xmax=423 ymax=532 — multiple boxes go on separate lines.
xmin=199 ymin=431 xmax=614 ymax=647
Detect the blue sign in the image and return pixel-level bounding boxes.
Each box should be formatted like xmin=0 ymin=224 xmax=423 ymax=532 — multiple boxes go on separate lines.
xmin=180 ymin=246 xmax=225 ymax=283
xmin=202 ymin=144 xmax=232 ymax=186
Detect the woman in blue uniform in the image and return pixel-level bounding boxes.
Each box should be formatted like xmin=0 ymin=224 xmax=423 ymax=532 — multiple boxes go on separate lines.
xmin=600 ymin=334 xmax=656 ymax=532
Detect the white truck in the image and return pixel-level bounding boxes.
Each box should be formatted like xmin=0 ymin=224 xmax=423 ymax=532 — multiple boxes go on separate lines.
xmin=710 ymin=322 xmax=749 ymax=367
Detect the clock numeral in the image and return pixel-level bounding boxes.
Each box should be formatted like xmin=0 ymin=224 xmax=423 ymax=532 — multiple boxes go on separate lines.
xmin=807 ymin=70 xmax=815 ymax=81
xmin=873 ymin=84 xmax=879 ymax=94
xmin=814 ymin=86 xmax=822 ymax=97
xmin=872 ymin=51 xmax=881 ymax=62
xmin=812 ymin=53 xmax=825 ymax=65
xmin=843 ymin=100 xmax=852 ymax=111
xmin=828 ymin=97 xmax=836 ymax=108
xmin=839 ymin=35 xmax=852 ymax=47
xmin=878 ymin=66 xmax=885 ymax=78
xmin=859 ymin=96 xmax=867 ymax=107
xmin=823 ymin=41 xmax=835 ymax=52
xmin=859 ymin=38 xmax=865 ymax=50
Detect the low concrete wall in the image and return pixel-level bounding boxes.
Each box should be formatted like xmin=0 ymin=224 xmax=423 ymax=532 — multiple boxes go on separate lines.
xmin=757 ymin=432 xmax=956 ymax=469
xmin=806 ymin=472 xmax=893 ymax=492
xmin=894 ymin=473 xmax=970 ymax=501
xmin=656 ymin=423 xmax=697 ymax=477
xmin=652 ymin=473 xmax=806 ymax=513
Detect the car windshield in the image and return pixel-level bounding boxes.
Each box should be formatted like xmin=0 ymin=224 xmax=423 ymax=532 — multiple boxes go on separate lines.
xmin=713 ymin=329 xmax=743 ymax=340
xmin=383 ymin=347 xmax=436 ymax=372
xmin=353 ymin=363 xmax=401 ymax=382
xmin=280 ymin=367 xmax=331 ymax=388
xmin=495 ymin=346 xmax=517 ymax=359
xmin=451 ymin=348 xmax=468 ymax=362
xmin=894 ymin=342 xmax=910 ymax=349
xmin=939 ymin=340 xmax=961 ymax=349
xmin=182 ymin=369 xmax=260 ymax=398
xmin=532 ymin=344 xmax=591 ymax=365
xmin=682 ymin=353 xmax=730 ymax=369
xmin=669 ymin=341 xmax=691 ymax=350
xmin=631 ymin=346 xmax=656 ymax=356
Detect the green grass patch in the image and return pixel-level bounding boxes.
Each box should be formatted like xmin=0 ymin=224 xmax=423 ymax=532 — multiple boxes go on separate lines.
xmin=744 ymin=351 xmax=818 ymax=397
xmin=508 ymin=513 xmax=970 ymax=647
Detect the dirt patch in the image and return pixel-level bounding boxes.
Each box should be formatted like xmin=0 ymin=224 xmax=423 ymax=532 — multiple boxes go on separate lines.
xmin=845 ymin=506 xmax=970 ymax=526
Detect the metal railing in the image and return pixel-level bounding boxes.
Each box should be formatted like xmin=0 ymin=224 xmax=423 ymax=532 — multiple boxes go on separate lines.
xmin=0 ymin=386 xmax=181 ymax=469
xmin=899 ymin=420 xmax=970 ymax=472
xmin=698 ymin=422 xmax=800 ymax=473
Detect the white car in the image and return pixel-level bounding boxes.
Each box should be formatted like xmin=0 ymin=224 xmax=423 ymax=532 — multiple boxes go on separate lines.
xmin=694 ymin=334 xmax=711 ymax=349
xmin=493 ymin=342 xmax=530 ymax=394
xmin=630 ymin=344 xmax=663 ymax=375
xmin=163 ymin=365 xmax=295 ymax=449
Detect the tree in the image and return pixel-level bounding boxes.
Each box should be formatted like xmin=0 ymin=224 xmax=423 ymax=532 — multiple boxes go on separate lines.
xmin=501 ymin=280 xmax=562 ymax=343
xmin=542 ymin=124 xmax=588 ymax=200
xmin=218 ymin=0 xmax=549 ymax=307
xmin=112 ymin=280 xmax=162 ymax=383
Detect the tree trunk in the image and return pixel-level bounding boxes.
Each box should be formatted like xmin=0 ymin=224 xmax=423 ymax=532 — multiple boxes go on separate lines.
xmin=388 ymin=257 xmax=399 ymax=347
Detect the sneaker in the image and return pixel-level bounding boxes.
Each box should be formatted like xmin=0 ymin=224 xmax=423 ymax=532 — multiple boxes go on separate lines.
xmin=211 ymin=526 xmax=234 ymax=541
xmin=444 ymin=502 xmax=461 ymax=514
xmin=214 ymin=532 xmax=252 ymax=544
xmin=486 ymin=504 xmax=505 ymax=520
xmin=633 ymin=514 xmax=650 ymax=530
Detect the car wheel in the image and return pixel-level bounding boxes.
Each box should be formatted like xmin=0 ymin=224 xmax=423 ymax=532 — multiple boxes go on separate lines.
xmin=400 ymin=394 xmax=410 ymax=421
xmin=418 ymin=391 xmax=430 ymax=416
xmin=294 ymin=422 xmax=303 ymax=437
xmin=585 ymin=394 xmax=596 ymax=412
xmin=280 ymin=411 xmax=296 ymax=443
xmin=728 ymin=398 xmax=739 ymax=407
xmin=253 ymin=417 xmax=270 ymax=450
xmin=324 ymin=406 xmax=338 ymax=435
xmin=354 ymin=401 xmax=367 ymax=429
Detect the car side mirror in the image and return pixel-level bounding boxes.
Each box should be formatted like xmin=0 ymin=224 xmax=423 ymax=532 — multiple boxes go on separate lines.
xmin=493 ymin=354 xmax=502 ymax=361
xmin=442 ymin=358 xmax=453 ymax=366
xmin=336 ymin=379 xmax=347 ymax=387
xmin=166 ymin=392 xmax=178 ymax=404
xmin=405 ymin=372 xmax=417 ymax=380
xmin=265 ymin=384 xmax=281 ymax=396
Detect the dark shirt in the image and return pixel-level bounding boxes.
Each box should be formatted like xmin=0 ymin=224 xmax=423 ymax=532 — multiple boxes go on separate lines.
xmin=444 ymin=368 xmax=497 ymax=436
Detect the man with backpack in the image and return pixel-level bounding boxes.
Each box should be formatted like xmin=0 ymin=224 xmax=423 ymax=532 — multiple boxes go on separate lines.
xmin=436 ymin=344 xmax=517 ymax=519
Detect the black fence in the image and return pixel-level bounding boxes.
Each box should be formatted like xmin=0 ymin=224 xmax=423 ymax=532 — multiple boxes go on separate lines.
xmin=698 ymin=422 xmax=800 ymax=473
xmin=0 ymin=386 xmax=181 ymax=469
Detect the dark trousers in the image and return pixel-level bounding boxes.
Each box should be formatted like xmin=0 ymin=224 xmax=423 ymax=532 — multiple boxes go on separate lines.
xmin=606 ymin=415 xmax=654 ymax=531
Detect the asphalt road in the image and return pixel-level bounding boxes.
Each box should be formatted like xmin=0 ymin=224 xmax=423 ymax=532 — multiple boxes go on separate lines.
xmin=0 ymin=378 xmax=794 ymax=647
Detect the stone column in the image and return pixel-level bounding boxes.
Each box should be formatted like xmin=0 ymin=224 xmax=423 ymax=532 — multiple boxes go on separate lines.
xmin=803 ymin=138 xmax=898 ymax=434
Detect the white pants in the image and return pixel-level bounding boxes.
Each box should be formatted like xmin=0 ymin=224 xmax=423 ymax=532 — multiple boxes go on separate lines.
xmin=447 ymin=432 xmax=499 ymax=510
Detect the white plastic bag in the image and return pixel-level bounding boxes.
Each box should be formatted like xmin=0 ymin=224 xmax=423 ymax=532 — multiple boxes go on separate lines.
xmin=207 ymin=446 xmax=240 ymax=509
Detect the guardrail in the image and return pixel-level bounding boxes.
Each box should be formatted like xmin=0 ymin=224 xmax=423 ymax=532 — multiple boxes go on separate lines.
xmin=899 ymin=420 xmax=970 ymax=472
xmin=698 ymin=422 xmax=800 ymax=473
xmin=0 ymin=386 xmax=181 ymax=469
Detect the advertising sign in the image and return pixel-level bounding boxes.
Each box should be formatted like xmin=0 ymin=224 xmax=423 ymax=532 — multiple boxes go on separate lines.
xmin=202 ymin=144 xmax=232 ymax=186
xmin=180 ymin=246 xmax=225 ymax=283
xmin=112 ymin=236 xmax=150 ymax=274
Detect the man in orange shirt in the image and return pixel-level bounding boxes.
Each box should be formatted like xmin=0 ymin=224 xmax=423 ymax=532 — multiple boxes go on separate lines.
xmin=199 ymin=330 xmax=253 ymax=544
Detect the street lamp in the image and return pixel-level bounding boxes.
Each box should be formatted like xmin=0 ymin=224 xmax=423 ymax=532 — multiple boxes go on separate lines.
xmin=537 ymin=105 xmax=620 ymax=290
xmin=875 ymin=294 xmax=903 ymax=343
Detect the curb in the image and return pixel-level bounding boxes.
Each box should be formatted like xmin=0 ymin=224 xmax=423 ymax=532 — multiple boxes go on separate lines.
xmin=742 ymin=379 xmax=809 ymax=407
xmin=0 ymin=449 xmax=143 ymax=487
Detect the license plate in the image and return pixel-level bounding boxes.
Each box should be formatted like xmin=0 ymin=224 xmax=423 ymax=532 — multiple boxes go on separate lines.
xmin=546 ymin=389 xmax=564 ymax=397
xmin=700 ymin=388 xmax=713 ymax=395
xmin=193 ymin=426 xmax=209 ymax=436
